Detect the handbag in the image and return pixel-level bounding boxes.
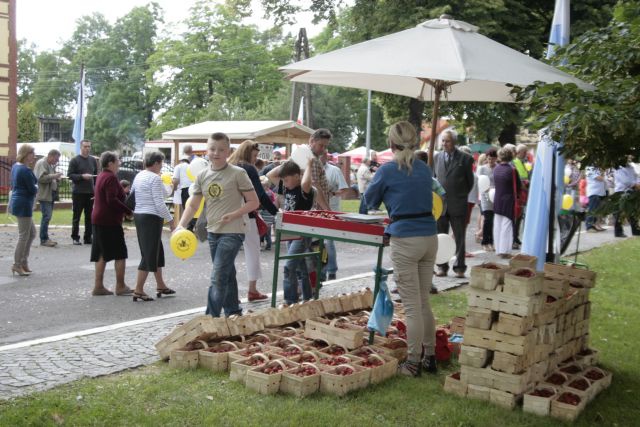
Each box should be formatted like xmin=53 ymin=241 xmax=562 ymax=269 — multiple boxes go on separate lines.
xmin=124 ymin=189 xmax=136 ymax=211
xmin=254 ymin=211 xmax=269 ymax=237
xmin=512 ymin=168 xmax=525 ymax=219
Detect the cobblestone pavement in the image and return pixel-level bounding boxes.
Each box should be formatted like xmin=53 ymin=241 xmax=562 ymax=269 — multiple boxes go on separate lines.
xmin=0 ymin=222 xmax=622 ymax=400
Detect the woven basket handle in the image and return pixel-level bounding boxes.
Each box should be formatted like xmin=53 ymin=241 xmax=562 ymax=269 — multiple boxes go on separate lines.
xmin=284 ymin=344 xmax=303 ymax=354
xmin=220 ymin=340 xmax=239 ymax=350
xmin=300 ymin=362 xmax=319 ymax=374
xmin=249 ymin=353 xmax=270 ymax=364
xmin=367 ymin=353 xmax=386 ymax=364
xmin=265 ymin=358 xmax=287 ymax=371
xmin=300 ymin=351 xmax=318 ymax=363
xmin=196 ymin=340 xmax=209 ymax=350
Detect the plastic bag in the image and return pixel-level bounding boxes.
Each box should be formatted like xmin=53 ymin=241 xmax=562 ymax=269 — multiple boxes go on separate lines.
xmin=367 ymin=270 xmax=394 ymax=336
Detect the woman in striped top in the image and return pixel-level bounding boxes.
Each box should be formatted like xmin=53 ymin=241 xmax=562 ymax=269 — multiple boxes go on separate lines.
xmin=131 ymin=151 xmax=176 ymax=301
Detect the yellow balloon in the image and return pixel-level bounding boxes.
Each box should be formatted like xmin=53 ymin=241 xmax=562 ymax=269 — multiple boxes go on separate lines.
xmin=562 ymin=194 xmax=573 ymax=210
xmin=525 ymin=163 xmax=532 ymax=172
xmin=187 ymin=196 xmax=204 ymax=219
xmin=564 ymin=175 xmax=570 ymax=185
xmin=432 ymin=192 xmax=443 ymax=220
xmin=186 ymin=168 xmax=195 ymax=181
xmin=170 ymin=229 xmax=198 ymax=260
xmin=161 ymin=173 xmax=173 ymax=185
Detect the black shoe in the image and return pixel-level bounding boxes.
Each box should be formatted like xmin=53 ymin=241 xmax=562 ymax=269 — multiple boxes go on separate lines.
xmin=328 ymin=273 xmax=336 ymax=280
xmin=615 ymin=233 xmax=628 ymax=238
xmin=421 ymin=355 xmax=438 ymax=374
xmin=84 ymin=239 xmax=92 ymax=245
xmin=72 ymin=239 xmax=82 ymax=245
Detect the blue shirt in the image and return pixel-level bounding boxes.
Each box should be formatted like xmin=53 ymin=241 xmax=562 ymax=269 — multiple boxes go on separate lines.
xmin=364 ymin=159 xmax=437 ymax=238
xmin=10 ymin=163 xmax=37 ymax=217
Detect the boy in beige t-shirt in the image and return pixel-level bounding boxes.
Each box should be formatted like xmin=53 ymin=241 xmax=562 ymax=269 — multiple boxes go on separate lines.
xmin=176 ymin=132 xmax=259 ymax=317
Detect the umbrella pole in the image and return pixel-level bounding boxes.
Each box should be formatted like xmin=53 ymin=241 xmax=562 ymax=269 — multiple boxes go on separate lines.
xmin=427 ymin=84 xmax=443 ymax=168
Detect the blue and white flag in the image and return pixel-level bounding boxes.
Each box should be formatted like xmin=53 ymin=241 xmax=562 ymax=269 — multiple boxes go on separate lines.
xmin=72 ymin=68 xmax=86 ymax=155
xmin=546 ymin=0 xmax=570 ymax=59
xmin=523 ymin=0 xmax=570 ymax=270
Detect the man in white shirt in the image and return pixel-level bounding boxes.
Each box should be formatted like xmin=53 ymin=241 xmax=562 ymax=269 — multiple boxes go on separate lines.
xmin=613 ymin=158 xmax=640 ymax=237
xmin=172 ymin=155 xmax=194 ymax=229
xmin=322 ymin=153 xmax=350 ymax=280
xmin=585 ymin=166 xmax=606 ymax=232
xmin=356 ymin=151 xmax=377 ymax=214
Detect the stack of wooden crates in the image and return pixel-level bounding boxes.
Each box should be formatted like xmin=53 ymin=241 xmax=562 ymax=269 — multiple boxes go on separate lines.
xmin=444 ymin=255 xmax=610 ymax=421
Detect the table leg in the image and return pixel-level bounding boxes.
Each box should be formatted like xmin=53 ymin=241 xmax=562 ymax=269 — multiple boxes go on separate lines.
xmin=314 ymin=239 xmax=324 ymax=300
xmin=271 ymin=231 xmax=282 ymax=308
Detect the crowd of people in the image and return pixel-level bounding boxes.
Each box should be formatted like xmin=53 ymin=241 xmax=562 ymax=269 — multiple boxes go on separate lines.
xmin=8 ymin=124 xmax=640 ymax=377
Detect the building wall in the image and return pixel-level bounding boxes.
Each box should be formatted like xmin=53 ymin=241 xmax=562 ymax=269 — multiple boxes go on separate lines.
xmin=0 ymin=0 xmax=15 ymax=158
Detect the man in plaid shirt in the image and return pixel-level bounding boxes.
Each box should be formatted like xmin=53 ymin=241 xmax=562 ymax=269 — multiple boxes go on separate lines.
xmin=308 ymin=128 xmax=332 ymax=211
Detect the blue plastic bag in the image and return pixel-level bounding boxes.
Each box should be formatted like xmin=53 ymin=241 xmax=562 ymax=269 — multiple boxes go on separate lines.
xmin=367 ymin=269 xmax=394 ymax=336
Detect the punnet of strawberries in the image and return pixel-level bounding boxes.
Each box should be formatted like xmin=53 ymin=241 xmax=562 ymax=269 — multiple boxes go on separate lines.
xmin=294 ymin=366 xmax=318 ymax=377
xmin=568 ymin=378 xmax=590 ymax=391
xmin=335 ymin=366 xmax=355 ymax=376
xmin=319 ymin=356 xmax=350 ymax=366
xmin=514 ymin=268 xmax=535 ymax=278
xmin=206 ymin=344 xmax=234 ymax=353
xmin=545 ymin=373 xmax=567 ymax=385
xmin=560 ymin=365 xmax=582 ymax=375
xmin=451 ymin=372 xmax=461 ymax=380
xmin=279 ymin=329 xmax=297 ymax=337
xmin=353 ymin=347 xmax=375 ymax=357
xmin=247 ymin=357 xmax=267 ymax=367
xmin=309 ymin=339 xmax=328 ymax=349
xmin=240 ymin=345 xmax=262 ymax=356
xmin=529 ymin=388 xmax=555 ymax=398
xmin=557 ymin=392 xmax=581 ymax=406
xmin=325 ymin=345 xmax=347 ymax=355
xmin=481 ymin=263 xmax=500 ymax=270
xmin=585 ymin=369 xmax=605 ymax=380
xmin=300 ymin=353 xmax=318 ymax=363
xmin=282 ymin=346 xmax=302 ymax=357
xmin=360 ymin=357 xmax=384 ymax=368
xmin=262 ymin=364 xmax=284 ymax=374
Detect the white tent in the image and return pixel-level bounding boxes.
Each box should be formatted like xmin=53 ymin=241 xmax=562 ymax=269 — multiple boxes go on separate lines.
xmin=162 ymin=120 xmax=314 ymax=144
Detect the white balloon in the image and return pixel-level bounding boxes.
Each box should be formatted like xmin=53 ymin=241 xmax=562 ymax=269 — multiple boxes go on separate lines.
xmin=290 ymin=145 xmax=314 ymax=169
xmin=478 ymin=175 xmax=490 ymax=193
xmin=489 ymin=188 xmax=496 ymax=203
xmin=188 ymin=183 xmax=196 ymax=197
xmin=435 ymin=233 xmax=456 ymax=265
xmin=188 ymin=157 xmax=208 ymax=178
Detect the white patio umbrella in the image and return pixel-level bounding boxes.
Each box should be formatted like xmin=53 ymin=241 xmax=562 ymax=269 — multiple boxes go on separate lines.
xmin=280 ymin=15 xmax=592 ymax=164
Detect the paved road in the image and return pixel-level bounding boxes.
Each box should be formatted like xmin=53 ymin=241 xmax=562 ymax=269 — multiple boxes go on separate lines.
xmin=0 ymin=210 xmax=623 ymax=346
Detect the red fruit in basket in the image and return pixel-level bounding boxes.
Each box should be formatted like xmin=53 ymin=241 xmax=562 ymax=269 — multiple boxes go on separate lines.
xmin=300 ymin=354 xmax=317 ymax=363
xmin=282 ymin=347 xmax=302 ymax=357
xmin=310 ymin=339 xmax=329 ymax=349
xmin=481 ymin=263 xmax=500 ymax=270
xmin=514 ymin=268 xmax=535 ymax=278
xmin=385 ymin=340 xmax=407 ymax=350
xmin=337 ymin=367 xmax=354 ymax=376
xmin=529 ymin=388 xmax=555 ymax=398
xmin=545 ymin=373 xmax=567 ymax=385
xmin=568 ymin=378 xmax=589 ymax=391
xmin=361 ymin=357 xmax=384 ymax=368
xmin=546 ymin=295 xmax=557 ymax=303
xmin=557 ymin=392 xmax=581 ymax=406
xmin=452 ymin=372 xmax=461 ymax=380
xmin=585 ymin=369 xmax=605 ymax=381
xmin=325 ymin=345 xmax=346 ymax=355
xmin=320 ymin=356 xmax=349 ymax=366
xmin=560 ymin=365 xmax=581 ymax=375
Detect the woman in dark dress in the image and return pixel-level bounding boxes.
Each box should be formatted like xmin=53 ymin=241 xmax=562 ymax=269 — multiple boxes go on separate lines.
xmin=493 ymin=148 xmax=522 ymax=258
xmin=91 ymin=152 xmax=133 ymax=296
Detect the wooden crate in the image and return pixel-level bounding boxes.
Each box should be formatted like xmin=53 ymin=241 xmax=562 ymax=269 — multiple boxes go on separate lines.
xmin=463 ymin=326 xmax=537 ymax=356
xmin=543 ymin=277 xmax=569 ymax=299
xmin=354 ymin=288 xmax=374 ymax=310
xmin=495 ymin=312 xmax=534 ymax=336
xmin=490 ymin=388 xmax=522 ymax=410
xmin=550 ymin=392 xmax=586 ymax=421
xmin=576 ymin=347 xmax=599 ymax=366
xmin=443 ymin=373 xmax=468 ymax=397
xmin=304 ymin=318 xmax=364 ymax=350
xmin=466 ymin=384 xmax=491 ymax=401
xmin=155 ymin=316 xmax=230 ymax=360
xmin=492 ymin=351 xmax=532 ymax=375
xmin=320 ymin=364 xmax=370 ymax=396
xmin=565 ymin=376 xmax=595 ymax=402
xmin=353 ymin=353 xmax=397 ymax=384
xmin=280 ymin=362 xmax=322 ymax=398
xmin=581 ymin=367 xmax=612 ymax=395
xmin=320 ymin=296 xmax=343 ymax=316
xmin=168 ymin=348 xmax=200 ymax=369
xmin=461 ymin=365 xmax=533 ymax=395
xmin=226 ymin=312 xmax=265 ymax=337
xmin=509 ymin=254 xmax=537 ymax=270
xmin=468 ymin=288 xmax=543 ymax=317
xmin=466 ymin=307 xmax=494 ymax=330
xmin=449 ymin=316 xmax=466 ymax=335
xmin=544 ymin=263 xmax=597 ymax=288
xmin=373 ymin=338 xmax=408 ymax=361
xmin=470 ymin=263 xmax=510 ymax=290
xmin=338 ymin=293 xmax=360 ymax=313
xmin=459 ymin=346 xmax=491 ymax=368
xmin=246 ymin=359 xmax=299 ymax=395
xmin=229 ymin=343 xmax=275 ymax=363
xmin=503 ymin=269 xmax=543 ymax=297
xmin=541 ymin=371 xmax=571 ymax=389
xmin=262 ymin=307 xmax=296 ymax=328
xmin=523 ymin=386 xmax=558 ymax=416
xmin=198 ymin=341 xmax=242 ymax=372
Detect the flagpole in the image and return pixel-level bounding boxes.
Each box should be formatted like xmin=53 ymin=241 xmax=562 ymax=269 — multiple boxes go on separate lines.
xmin=73 ymin=63 xmax=84 ymax=155
xmin=365 ymin=90 xmax=372 ymax=159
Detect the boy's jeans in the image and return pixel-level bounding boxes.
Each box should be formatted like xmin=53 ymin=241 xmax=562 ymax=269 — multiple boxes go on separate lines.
xmin=206 ymin=233 xmax=244 ymax=317
xmin=283 ymin=237 xmax=312 ymax=304
xmin=39 ymin=201 xmax=54 ymax=243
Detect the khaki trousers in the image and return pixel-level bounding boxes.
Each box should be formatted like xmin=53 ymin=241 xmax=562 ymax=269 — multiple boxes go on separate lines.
xmin=15 ymin=216 xmax=36 ymax=267
xmin=390 ymin=234 xmax=438 ymax=362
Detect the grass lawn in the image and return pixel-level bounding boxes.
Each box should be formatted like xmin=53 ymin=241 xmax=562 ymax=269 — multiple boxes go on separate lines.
xmin=0 ymin=237 xmax=638 ymax=425
xmin=1 ymin=209 xmax=74 ymax=226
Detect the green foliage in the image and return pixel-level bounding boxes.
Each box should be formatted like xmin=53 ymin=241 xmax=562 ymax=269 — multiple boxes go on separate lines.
xmin=17 ymin=102 xmax=39 ymax=142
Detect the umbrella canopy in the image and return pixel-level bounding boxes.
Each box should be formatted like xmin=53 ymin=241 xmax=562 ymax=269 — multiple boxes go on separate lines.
xmin=281 ymin=16 xmax=592 ymax=163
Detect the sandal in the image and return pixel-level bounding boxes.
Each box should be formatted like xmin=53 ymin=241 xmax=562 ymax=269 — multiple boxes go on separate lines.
xmin=156 ymin=288 xmax=176 ymax=298
xmin=115 ymin=287 xmax=134 ymax=296
xmin=398 ymin=360 xmax=421 ymax=378
xmin=132 ymin=292 xmax=154 ymax=302
xmin=248 ymin=291 xmax=268 ymax=302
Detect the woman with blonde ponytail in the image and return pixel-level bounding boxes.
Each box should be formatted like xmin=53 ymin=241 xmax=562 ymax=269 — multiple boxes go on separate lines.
xmin=364 ymin=121 xmax=438 ymax=378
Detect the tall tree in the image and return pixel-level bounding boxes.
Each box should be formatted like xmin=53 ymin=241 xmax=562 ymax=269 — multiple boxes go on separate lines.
xmin=17 ymin=102 xmax=39 ymax=142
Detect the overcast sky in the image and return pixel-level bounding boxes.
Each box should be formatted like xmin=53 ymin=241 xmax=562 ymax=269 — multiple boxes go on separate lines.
xmin=16 ymin=0 xmax=324 ymax=51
